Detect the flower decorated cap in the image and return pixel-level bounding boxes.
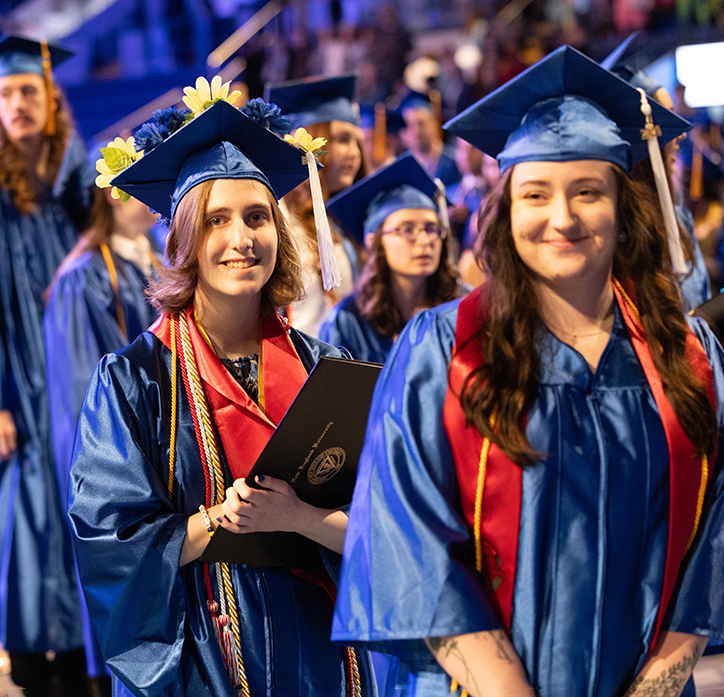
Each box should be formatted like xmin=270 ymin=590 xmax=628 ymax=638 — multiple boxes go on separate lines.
xmin=110 ymin=99 xmax=311 ymax=219
xmin=0 ymin=35 xmax=73 ymax=77
xmin=264 ymin=74 xmax=359 ymax=130
xmin=326 ymin=153 xmax=446 ymax=244
xmin=444 ymin=45 xmax=691 ymax=174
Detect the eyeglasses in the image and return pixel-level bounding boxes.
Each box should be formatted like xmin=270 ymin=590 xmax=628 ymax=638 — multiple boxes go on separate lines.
xmin=381 ymin=222 xmax=446 ymax=243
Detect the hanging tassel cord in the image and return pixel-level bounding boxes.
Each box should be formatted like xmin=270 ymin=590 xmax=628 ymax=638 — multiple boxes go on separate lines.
xmin=39 ymin=39 xmax=56 ymax=137
xmin=637 ymin=89 xmax=687 ymax=275
xmin=435 ymin=178 xmax=451 ymax=239
xmin=305 ymin=151 xmax=341 ymax=291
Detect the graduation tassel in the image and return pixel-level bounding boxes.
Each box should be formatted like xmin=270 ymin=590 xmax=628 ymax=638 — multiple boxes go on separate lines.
xmin=39 ymin=39 xmax=56 ymax=137
xmin=284 ymin=127 xmax=342 ymax=291
xmin=374 ymin=102 xmax=387 ymax=164
xmin=637 ymin=89 xmax=687 ymax=274
xmin=434 ymin=178 xmax=450 ymax=237
xmin=306 ymin=149 xmax=342 ymax=290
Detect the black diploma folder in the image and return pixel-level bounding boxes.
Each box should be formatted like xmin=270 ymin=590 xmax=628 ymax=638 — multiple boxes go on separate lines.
xmin=200 ymin=356 xmax=382 ymax=568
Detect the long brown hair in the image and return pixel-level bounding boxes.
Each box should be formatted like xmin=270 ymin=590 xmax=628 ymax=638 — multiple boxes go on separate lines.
xmin=0 ymin=86 xmax=73 ymax=214
xmin=459 ymin=165 xmax=717 ymax=465
xmin=356 ymin=222 xmax=460 ymax=336
xmin=148 ymin=179 xmax=305 ymax=315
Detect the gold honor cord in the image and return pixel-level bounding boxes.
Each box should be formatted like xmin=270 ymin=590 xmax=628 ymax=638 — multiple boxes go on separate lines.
xmin=99 ymin=243 xmax=128 ymax=339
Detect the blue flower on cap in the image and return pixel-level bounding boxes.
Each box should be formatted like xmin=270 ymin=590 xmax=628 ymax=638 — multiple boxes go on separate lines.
xmin=240 ymin=98 xmax=291 ymax=136
xmin=95 ymin=76 xmax=314 ymax=220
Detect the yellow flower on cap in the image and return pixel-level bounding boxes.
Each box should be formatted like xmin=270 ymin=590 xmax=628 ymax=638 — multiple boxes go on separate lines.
xmin=284 ymin=127 xmax=327 ymax=154
xmin=182 ymin=75 xmax=241 ymax=116
xmin=95 ymin=136 xmax=143 ymax=202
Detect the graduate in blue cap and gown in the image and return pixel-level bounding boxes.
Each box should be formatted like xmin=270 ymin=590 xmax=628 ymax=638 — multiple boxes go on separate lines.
xmin=44 ymin=157 xmax=164 ymax=693
xmin=0 ymin=35 xmax=92 ymax=696
xmin=601 ymin=33 xmax=711 ymax=311
xmin=265 ymin=75 xmax=366 ymax=336
xmin=320 ymin=153 xmax=462 ymax=364
xmin=332 ymin=46 xmax=724 ymax=697
xmin=398 ymin=89 xmax=461 ymax=190
xmin=67 ymin=79 xmax=377 ymax=697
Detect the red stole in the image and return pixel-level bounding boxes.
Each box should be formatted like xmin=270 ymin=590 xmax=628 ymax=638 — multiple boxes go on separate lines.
xmin=444 ymin=281 xmax=715 ymax=649
xmin=151 ymin=307 xmax=308 ymax=480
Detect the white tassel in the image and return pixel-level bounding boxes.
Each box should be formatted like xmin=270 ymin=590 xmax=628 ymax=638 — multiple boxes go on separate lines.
xmin=638 ymin=89 xmax=687 ymax=275
xmin=305 ymin=150 xmax=341 ymax=291
xmin=434 ymin=178 xmax=450 ymax=236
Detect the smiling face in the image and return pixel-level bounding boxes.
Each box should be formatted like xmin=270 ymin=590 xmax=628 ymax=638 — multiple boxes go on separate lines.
xmin=378 ymin=207 xmax=443 ymax=281
xmin=195 ymin=179 xmax=278 ymax=307
xmin=323 ymin=120 xmax=363 ymax=195
xmin=0 ymin=73 xmax=48 ymax=146
xmin=510 ymin=160 xmax=619 ymax=294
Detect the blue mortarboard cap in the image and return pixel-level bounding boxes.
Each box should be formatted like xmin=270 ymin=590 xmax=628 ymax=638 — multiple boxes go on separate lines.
xmin=0 ymin=35 xmax=73 ymax=77
xmin=444 ymin=45 xmax=691 ymax=173
xmin=397 ymin=89 xmax=433 ymax=113
xmin=326 ymin=153 xmax=442 ymax=244
xmin=359 ymin=104 xmax=407 ymax=133
xmin=601 ymin=33 xmax=663 ymax=98
xmin=112 ymin=100 xmax=311 ymax=219
xmin=264 ymin=74 xmax=359 ymax=130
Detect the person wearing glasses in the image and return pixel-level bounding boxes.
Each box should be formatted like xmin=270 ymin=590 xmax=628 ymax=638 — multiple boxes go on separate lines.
xmin=319 ymin=154 xmax=461 ymax=364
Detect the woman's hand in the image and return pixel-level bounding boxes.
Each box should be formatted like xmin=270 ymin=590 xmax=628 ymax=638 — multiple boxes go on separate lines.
xmin=220 ymin=475 xmax=303 ymax=534
xmin=219 ymin=475 xmax=348 ymax=553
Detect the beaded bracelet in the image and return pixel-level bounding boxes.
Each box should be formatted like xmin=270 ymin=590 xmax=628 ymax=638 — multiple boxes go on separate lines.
xmin=198 ymin=504 xmax=214 ymax=537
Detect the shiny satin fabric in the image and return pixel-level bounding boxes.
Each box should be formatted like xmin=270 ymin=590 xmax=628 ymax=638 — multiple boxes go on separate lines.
xmin=0 ymin=187 xmax=83 ymax=652
xmin=68 ymin=329 xmax=378 ymax=696
xmin=319 ymin=295 xmax=394 ymax=364
xmin=45 ymin=247 xmax=160 ymax=509
xmin=332 ymin=298 xmax=724 ymax=697
xmin=44 ymin=246 xmax=160 ymax=676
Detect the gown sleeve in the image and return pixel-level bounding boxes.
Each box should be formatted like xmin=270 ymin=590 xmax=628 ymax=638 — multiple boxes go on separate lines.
xmin=331 ymin=301 xmax=501 ymax=670
xmin=67 ymin=349 xmax=189 ymax=694
xmin=667 ymin=316 xmax=724 ymax=641
xmin=44 ymin=258 xmax=130 ymax=508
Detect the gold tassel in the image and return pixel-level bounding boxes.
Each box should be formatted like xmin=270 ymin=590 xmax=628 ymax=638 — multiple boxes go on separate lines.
xmin=690 ymin=143 xmax=703 ymax=202
xmin=39 ymin=39 xmax=56 ymax=137
xmin=374 ymin=102 xmax=387 ymax=163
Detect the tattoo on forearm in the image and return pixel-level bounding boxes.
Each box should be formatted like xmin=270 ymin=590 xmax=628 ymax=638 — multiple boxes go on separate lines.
xmin=427 ymin=630 xmax=517 ymax=695
xmin=624 ymin=644 xmax=703 ymax=697
xmin=427 ymin=636 xmax=480 ymax=694
xmin=489 ymin=629 xmax=515 ymax=664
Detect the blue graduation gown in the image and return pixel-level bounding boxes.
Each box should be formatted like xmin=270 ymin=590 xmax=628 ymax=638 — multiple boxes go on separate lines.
xmin=332 ymin=299 xmax=724 ymax=697
xmin=68 ymin=329 xmax=378 ymax=697
xmin=44 ymin=247 xmax=160 ymax=677
xmin=677 ymin=206 xmax=711 ymax=312
xmin=0 ymin=186 xmax=84 ymax=652
xmin=44 ymin=247 xmax=160 ymax=509
xmin=319 ymin=295 xmax=393 ymax=364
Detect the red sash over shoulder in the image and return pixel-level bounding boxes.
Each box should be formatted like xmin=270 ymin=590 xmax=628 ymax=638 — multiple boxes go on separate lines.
xmin=444 ymin=281 xmax=715 ymax=648
xmin=151 ymin=308 xmax=308 ymax=480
